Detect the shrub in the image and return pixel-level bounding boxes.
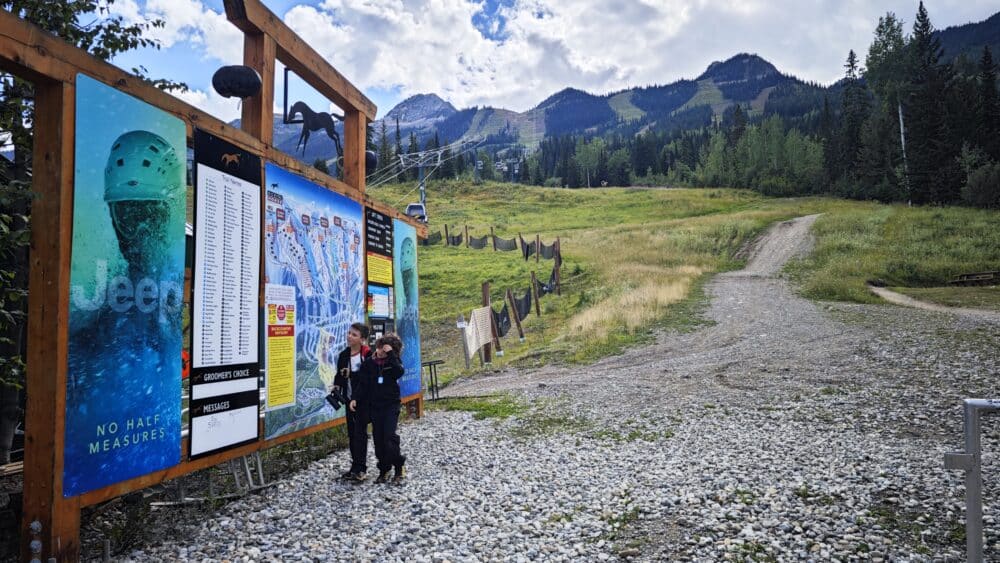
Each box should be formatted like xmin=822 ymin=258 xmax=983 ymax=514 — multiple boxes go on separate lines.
xmin=961 ymin=163 xmax=1000 ymax=209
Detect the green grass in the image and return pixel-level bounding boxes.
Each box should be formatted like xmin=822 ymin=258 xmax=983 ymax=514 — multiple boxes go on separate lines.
xmin=787 ymin=205 xmax=1000 ymax=303
xmin=426 ymin=395 xmax=528 ymax=420
xmin=676 ymin=79 xmax=728 ymax=117
xmin=367 ymin=180 xmax=999 ymax=380
xmin=892 ymin=285 xmax=1000 ymax=310
xmin=608 ymin=91 xmax=645 ymax=121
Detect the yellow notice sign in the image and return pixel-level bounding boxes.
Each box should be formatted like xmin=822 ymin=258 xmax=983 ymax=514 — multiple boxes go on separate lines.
xmin=367 ymin=251 xmax=393 ymax=285
xmin=265 ymin=284 xmax=296 ymax=410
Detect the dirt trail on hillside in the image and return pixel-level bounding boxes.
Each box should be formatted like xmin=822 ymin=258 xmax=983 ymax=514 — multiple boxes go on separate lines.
xmin=443 ymin=214 xmax=841 ymax=401
xmin=868 ymin=285 xmax=1000 ymax=322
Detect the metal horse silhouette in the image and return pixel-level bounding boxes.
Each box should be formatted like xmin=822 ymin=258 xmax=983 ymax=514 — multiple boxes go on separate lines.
xmin=288 ymin=101 xmax=344 ymax=160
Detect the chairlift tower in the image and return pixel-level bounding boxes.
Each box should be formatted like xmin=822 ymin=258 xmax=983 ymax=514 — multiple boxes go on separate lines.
xmin=399 ymin=150 xmax=442 ymax=206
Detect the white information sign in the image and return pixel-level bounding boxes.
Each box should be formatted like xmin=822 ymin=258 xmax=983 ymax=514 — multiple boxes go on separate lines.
xmin=193 ymin=163 xmax=261 ymax=368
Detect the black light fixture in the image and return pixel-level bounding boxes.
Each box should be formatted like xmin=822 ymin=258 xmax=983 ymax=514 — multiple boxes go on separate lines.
xmin=211 ymin=65 xmax=263 ymax=99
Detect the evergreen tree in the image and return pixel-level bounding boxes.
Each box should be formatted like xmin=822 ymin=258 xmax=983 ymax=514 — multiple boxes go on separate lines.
xmin=905 ymin=2 xmax=958 ymax=203
xmin=727 ymin=104 xmax=747 ymax=146
xmin=440 ymin=139 xmax=454 ymax=179
xmin=377 ymin=120 xmax=392 ymax=176
xmin=394 ymin=117 xmax=403 ymax=175
xmin=406 ymin=131 xmax=419 ymax=181
xmin=838 ymin=50 xmax=871 ymax=183
xmin=975 ymin=46 xmax=1000 ymax=159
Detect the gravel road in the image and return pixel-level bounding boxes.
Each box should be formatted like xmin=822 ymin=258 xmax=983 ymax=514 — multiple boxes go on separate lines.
xmin=125 ymin=215 xmax=1000 ymax=562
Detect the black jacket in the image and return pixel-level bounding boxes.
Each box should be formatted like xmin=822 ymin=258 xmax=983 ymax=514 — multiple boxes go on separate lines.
xmin=353 ymin=353 xmax=405 ymax=408
xmin=334 ymin=345 xmax=370 ymax=400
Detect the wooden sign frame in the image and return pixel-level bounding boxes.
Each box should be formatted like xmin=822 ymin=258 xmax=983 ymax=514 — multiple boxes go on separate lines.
xmin=0 ymin=2 xmax=425 ymax=559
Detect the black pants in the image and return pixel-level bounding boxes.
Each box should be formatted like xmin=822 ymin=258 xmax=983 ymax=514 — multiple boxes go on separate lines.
xmin=346 ymin=407 xmax=369 ymax=474
xmin=370 ymin=402 xmax=403 ymax=473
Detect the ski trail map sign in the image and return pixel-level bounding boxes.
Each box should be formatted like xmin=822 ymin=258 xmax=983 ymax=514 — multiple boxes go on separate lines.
xmin=263 ymin=163 xmax=365 ymax=439
xmin=64 ymin=75 xmax=186 ymax=496
xmin=189 ymin=130 xmax=262 ymax=459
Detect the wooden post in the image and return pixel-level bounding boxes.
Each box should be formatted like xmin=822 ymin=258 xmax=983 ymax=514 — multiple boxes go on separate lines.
xmin=489 ymin=302 xmax=504 ymax=357
xmin=530 ymin=271 xmax=541 ymax=316
xmin=465 ymin=225 xmax=470 ymax=248
xmin=21 ymin=80 xmax=81 ymax=562
xmin=535 ymin=234 xmax=540 ymax=263
xmin=519 ymin=233 xmax=525 ymax=261
xmin=556 ymin=237 xmax=562 ymax=296
xmin=481 ymin=282 xmax=492 ymax=363
xmin=342 ymin=110 xmax=367 ymax=193
xmin=444 ymin=224 xmax=450 ymax=246
xmin=506 ymin=289 xmax=525 ymax=342
xmin=490 ymin=226 xmax=497 ymax=251
xmin=240 ymin=32 xmax=276 ymax=146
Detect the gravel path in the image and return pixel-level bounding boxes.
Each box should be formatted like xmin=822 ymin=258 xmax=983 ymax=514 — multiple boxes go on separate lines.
xmin=868 ymin=285 xmax=1000 ymax=323
xmin=125 ymin=216 xmax=1000 ymax=562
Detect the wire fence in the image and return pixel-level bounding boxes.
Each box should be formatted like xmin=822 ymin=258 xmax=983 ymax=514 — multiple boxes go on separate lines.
xmin=458 ymin=248 xmax=563 ymax=368
xmin=421 ymin=225 xmax=563 ymax=264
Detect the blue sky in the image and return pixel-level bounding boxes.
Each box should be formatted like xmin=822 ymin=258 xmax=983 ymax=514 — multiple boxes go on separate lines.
xmin=108 ymin=1 xmax=999 ymax=123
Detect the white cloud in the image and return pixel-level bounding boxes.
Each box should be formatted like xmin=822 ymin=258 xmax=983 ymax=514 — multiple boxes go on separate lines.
xmin=111 ymin=0 xmax=243 ymax=63
xmin=111 ymin=0 xmax=1000 ymax=115
xmin=171 ymin=87 xmax=244 ymax=123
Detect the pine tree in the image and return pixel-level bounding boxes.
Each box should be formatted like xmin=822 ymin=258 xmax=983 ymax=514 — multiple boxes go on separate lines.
xmin=394 ymin=117 xmax=403 ymax=176
xmin=377 ymin=120 xmax=392 ymax=176
xmin=905 ymin=2 xmax=958 ymax=203
xmin=727 ymin=104 xmax=747 ymax=146
xmin=975 ymin=46 xmax=1000 ymax=160
xmin=407 ymin=131 xmax=419 ymax=181
xmin=837 ymin=50 xmax=871 ymax=186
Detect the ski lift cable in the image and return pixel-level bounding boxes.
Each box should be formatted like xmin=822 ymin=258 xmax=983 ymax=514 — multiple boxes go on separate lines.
xmin=388 ymin=140 xmax=482 ymax=205
xmin=367 ymin=137 xmax=485 ymax=188
xmin=365 ymin=137 xmax=481 ymax=185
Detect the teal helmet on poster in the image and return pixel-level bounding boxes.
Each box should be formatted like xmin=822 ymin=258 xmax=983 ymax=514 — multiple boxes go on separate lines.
xmin=103 ymin=130 xmax=182 ymax=273
xmin=103 ymin=130 xmax=183 ymax=203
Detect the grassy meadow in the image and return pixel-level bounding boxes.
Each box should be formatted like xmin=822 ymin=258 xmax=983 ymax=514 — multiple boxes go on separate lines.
xmin=366 ymin=181 xmax=1000 ymax=383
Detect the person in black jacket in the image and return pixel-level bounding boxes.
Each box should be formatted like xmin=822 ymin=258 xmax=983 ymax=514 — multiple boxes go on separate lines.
xmin=334 ymin=323 xmax=371 ymax=482
xmin=350 ymin=334 xmax=406 ymax=484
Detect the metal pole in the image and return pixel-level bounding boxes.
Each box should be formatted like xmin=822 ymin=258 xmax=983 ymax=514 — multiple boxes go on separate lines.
xmin=945 ymin=398 xmax=1000 ymax=563
xmin=481 ymin=282 xmax=492 ymax=364
xmin=457 ymin=313 xmax=471 ymax=370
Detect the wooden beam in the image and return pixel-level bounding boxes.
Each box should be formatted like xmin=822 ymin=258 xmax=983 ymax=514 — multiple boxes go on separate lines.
xmin=0 ymin=9 xmax=263 ymax=154
xmin=241 ymin=32 xmax=276 ymax=146
xmin=21 ymin=79 xmax=80 ymax=562
xmin=223 ymin=0 xmax=377 ymax=119
xmin=341 ymin=110 xmax=367 ymax=194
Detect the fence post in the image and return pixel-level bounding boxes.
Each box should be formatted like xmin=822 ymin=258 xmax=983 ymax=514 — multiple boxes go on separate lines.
xmin=465 ymin=225 xmax=470 ymax=248
xmin=507 ymin=289 xmax=525 ymax=342
xmin=481 ymin=282 xmax=492 ymax=364
xmin=457 ymin=313 xmax=471 ymax=370
xmin=530 ymin=271 xmax=541 ymax=316
xmin=491 ymin=226 xmax=497 ymax=251
xmin=535 ymin=234 xmax=540 ymax=263
xmin=444 ymin=224 xmax=450 ymax=247
xmin=555 ymin=237 xmax=562 ymax=295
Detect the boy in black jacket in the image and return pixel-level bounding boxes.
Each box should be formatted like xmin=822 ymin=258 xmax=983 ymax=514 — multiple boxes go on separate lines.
xmin=350 ymin=334 xmax=407 ymax=484
xmin=334 ymin=323 xmax=371 ymax=482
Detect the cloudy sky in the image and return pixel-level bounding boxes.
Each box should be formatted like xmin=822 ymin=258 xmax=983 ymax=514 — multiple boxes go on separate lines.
xmin=109 ymin=0 xmax=998 ymax=122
